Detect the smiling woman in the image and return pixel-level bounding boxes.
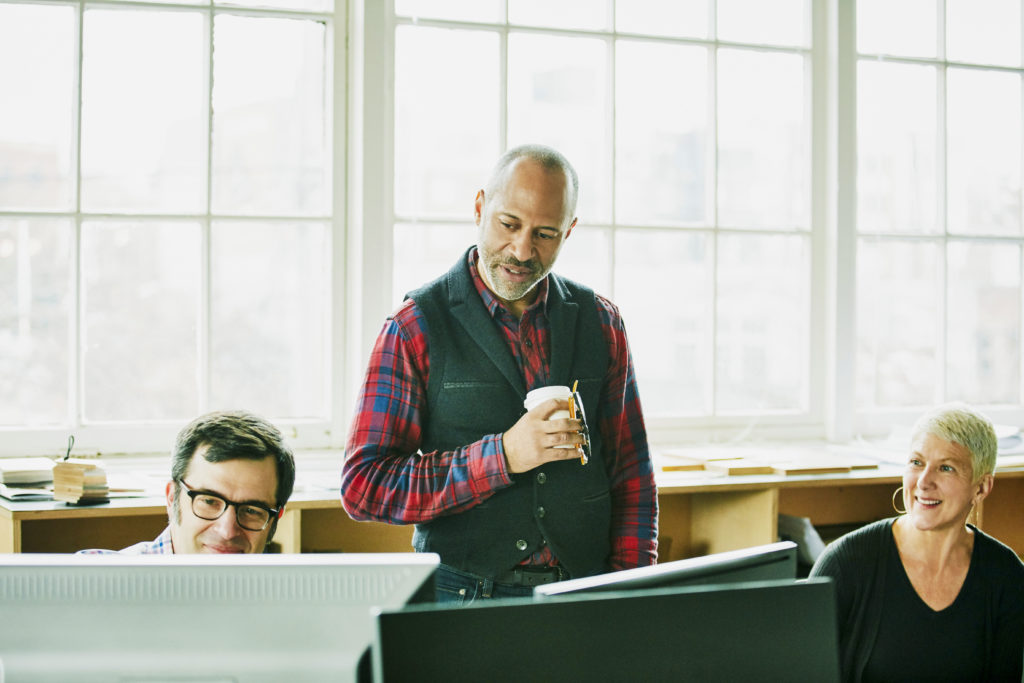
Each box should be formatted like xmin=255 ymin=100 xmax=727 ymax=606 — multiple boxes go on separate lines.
xmin=810 ymin=403 xmax=1024 ymax=683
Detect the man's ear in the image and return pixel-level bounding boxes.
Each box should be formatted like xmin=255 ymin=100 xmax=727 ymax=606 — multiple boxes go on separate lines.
xmin=165 ymin=480 xmax=178 ymax=520
xmin=474 ymin=190 xmax=485 ymax=225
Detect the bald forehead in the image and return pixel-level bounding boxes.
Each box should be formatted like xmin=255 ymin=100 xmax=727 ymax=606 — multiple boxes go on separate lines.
xmin=491 ymin=157 xmax=571 ymax=207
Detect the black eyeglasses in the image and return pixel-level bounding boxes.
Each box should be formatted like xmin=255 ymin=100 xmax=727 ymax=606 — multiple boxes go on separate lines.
xmin=178 ymin=481 xmax=279 ymax=532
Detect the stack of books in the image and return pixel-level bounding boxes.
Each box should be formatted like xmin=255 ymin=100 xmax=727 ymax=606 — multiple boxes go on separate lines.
xmin=0 ymin=457 xmax=56 ymax=486
xmin=52 ymin=459 xmax=109 ymax=504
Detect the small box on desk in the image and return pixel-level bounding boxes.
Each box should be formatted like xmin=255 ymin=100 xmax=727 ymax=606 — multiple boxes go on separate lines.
xmin=53 ymin=459 xmax=108 ymax=504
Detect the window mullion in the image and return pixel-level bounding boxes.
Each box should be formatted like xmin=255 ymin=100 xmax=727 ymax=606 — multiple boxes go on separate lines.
xmin=828 ymin=0 xmax=857 ymax=440
xmin=199 ymin=5 xmax=214 ymax=413
xmin=72 ymin=0 xmax=85 ymax=431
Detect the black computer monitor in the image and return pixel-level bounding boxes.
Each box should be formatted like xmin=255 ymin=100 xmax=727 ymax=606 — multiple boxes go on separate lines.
xmin=374 ymin=577 xmax=839 ymax=682
xmin=534 ymin=540 xmax=797 ymax=598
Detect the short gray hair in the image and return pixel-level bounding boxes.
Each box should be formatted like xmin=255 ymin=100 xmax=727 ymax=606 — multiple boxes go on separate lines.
xmin=910 ymin=402 xmax=997 ymax=482
xmin=484 ymin=144 xmax=579 ymax=221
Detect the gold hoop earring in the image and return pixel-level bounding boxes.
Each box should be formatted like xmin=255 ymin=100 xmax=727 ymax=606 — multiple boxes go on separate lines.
xmin=892 ymin=486 xmax=907 ymax=515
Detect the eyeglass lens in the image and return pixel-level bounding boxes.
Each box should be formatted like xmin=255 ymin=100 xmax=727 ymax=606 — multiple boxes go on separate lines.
xmin=189 ymin=490 xmax=271 ymax=531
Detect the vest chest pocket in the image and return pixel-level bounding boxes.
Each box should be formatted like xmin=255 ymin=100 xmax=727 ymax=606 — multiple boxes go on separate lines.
xmin=434 ymin=380 xmax=520 ymax=435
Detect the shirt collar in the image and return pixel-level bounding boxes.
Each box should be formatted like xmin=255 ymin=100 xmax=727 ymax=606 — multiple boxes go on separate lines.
xmin=468 ymin=247 xmax=549 ymax=319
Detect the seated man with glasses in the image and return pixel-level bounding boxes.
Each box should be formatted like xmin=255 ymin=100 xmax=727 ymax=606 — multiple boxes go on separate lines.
xmin=79 ymin=410 xmax=296 ymax=555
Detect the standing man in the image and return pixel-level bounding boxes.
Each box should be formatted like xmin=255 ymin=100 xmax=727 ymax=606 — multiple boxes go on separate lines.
xmin=80 ymin=410 xmax=295 ymax=554
xmin=342 ymin=145 xmax=658 ymax=602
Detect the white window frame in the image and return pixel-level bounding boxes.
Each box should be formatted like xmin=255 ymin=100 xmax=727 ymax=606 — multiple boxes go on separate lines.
xmin=7 ymin=0 xmax=1024 ymax=457
xmin=1 ymin=0 xmax=347 ymax=456
xmin=352 ymin=0 xmax=831 ymax=448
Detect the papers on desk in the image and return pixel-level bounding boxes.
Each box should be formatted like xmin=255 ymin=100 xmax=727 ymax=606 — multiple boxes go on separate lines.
xmin=656 ymin=446 xmax=881 ymax=477
xmin=0 ymin=484 xmax=55 ymax=501
xmin=0 ymin=473 xmax=152 ymax=503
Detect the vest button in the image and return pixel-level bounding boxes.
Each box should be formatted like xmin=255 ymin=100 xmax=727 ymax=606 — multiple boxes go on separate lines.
xmin=524 ymin=339 xmax=533 ymax=348
xmin=536 ymin=506 xmax=546 ymax=518
xmin=536 ymin=472 xmax=547 ymax=484
xmin=515 ymin=539 xmax=528 ymax=551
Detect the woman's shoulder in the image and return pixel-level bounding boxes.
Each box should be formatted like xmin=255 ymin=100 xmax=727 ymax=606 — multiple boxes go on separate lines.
xmin=971 ymin=525 xmax=1024 ymax=573
xmin=811 ymin=517 xmax=894 ymax=576
xmin=832 ymin=517 xmax=894 ymax=551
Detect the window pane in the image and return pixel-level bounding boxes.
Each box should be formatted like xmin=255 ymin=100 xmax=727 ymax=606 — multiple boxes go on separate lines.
xmin=717 ymin=49 xmax=808 ymax=229
xmin=857 ymin=61 xmax=938 ymax=234
xmin=946 ymin=68 xmax=1022 ymax=236
xmin=947 ymin=242 xmax=1020 ymax=404
xmin=551 ymin=224 xmax=612 ymax=299
xmin=393 ymin=223 xmax=473 ymax=307
xmin=616 ymin=41 xmax=708 ymax=226
xmin=104 ymin=0 xmax=204 ymax=5
xmin=0 ymin=218 xmax=72 ymax=426
xmin=857 ymin=0 xmax=937 ymax=58
xmin=210 ymin=221 xmax=328 ymax=418
xmin=508 ymin=33 xmax=610 ymax=223
xmin=857 ymin=239 xmax=941 ymax=408
xmin=946 ymin=0 xmax=1021 ymax=67
xmin=212 ymin=15 xmax=329 ymax=217
xmin=615 ymin=229 xmax=711 ymax=416
xmin=0 ymin=4 xmax=75 ymax=211
xmin=395 ymin=27 xmax=499 ymax=219
xmin=394 ymin=0 xmax=501 ymax=22
xmin=616 ymin=0 xmax=709 ymax=39
xmin=82 ymin=221 xmax=200 ymax=422
xmin=509 ymin=0 xmax=609 ymax=31
xmin=80 ymin=9 xmax=206 ymax=214
xmin=717 ymin=0 xmax=808 ymax=48
xmin=716 ymin=233 xmax=809 ymax=412
xmin=217 ymin=0 xmax=333 ymax=12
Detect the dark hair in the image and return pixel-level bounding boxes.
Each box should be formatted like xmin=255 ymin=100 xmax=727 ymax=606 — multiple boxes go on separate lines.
xmin=171 ymin=410 xmax=296 ymax=512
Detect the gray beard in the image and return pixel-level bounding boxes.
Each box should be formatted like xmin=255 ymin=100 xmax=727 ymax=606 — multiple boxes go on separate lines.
xmin=481 ymin=256 xmax=544 ymax=302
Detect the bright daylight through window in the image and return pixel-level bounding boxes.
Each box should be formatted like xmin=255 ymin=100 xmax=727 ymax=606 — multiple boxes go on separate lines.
xmin=2 ymin=0 xmax=1024 ymax=453
xmin=0 ymin=0 xmax=332 ymax=445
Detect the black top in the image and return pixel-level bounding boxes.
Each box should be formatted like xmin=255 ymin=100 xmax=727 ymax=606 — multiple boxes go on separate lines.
xmin=863 ymin=526 xmax=989 ymax=681
xmin=810 ymin=517 xmax=1024 ymax=683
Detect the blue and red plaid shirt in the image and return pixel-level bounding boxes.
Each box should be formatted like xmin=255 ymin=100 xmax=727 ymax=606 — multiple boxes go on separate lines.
xmin=342 ymin=248 xmax=657 ymax=570
xmin=77 ymin=525 xmax=174 ymax=555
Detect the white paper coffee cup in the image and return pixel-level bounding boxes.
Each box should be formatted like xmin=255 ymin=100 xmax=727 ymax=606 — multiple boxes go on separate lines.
xmin=525 ymin=386 xmax=574 ymax=448
xmin=524 ymin=385 xmax=572 ymax=418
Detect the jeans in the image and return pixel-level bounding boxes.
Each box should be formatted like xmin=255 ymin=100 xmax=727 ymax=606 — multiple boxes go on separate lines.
xmin=434 ymin=563 xmax=536 ymax=605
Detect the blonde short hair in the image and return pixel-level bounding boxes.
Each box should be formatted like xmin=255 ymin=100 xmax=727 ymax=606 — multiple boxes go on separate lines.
xmin=910 ymin=402 xmax=997 ymax=482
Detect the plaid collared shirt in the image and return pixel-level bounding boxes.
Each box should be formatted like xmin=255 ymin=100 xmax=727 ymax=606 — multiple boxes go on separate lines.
xmin=342 ymin=248 xmax=657 ymax=570
xmin=77 ymin=525 xmax=174 ymax=555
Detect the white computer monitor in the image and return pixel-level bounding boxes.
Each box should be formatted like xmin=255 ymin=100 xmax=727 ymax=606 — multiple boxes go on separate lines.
xmin=0 ymin=552 xmax=438 ymax=683
xmin=534 ymin=540 xmax=797 ymax=598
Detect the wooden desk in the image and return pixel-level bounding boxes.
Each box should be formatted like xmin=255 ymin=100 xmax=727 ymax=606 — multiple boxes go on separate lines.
xmin=3 ymin=462 xmax=1023 ymax=558
xmin=0 ymin=490 xmax=414 ymax=555
xmin=656 ymin=463 xmax=1024 ymax=561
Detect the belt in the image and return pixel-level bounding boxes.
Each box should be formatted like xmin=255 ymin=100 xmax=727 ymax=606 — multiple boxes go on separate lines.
xmin=493 ymin=565 xmax=567 ymax=587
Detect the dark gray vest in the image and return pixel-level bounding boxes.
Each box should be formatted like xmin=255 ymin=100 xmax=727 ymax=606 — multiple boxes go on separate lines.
xmin=407 ymin=248 xmax=611 ymax=580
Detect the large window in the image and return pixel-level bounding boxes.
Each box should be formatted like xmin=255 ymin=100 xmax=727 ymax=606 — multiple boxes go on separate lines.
xmin=854 ymin=0 xmax=1024 ymax=433
xmin=0 ymin=0 xmax=334 ymax=452
xmin=4 ymin=0 xmax=1024 ymax=456
xmin=388 ymin=0 xmax=815 ymax=438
